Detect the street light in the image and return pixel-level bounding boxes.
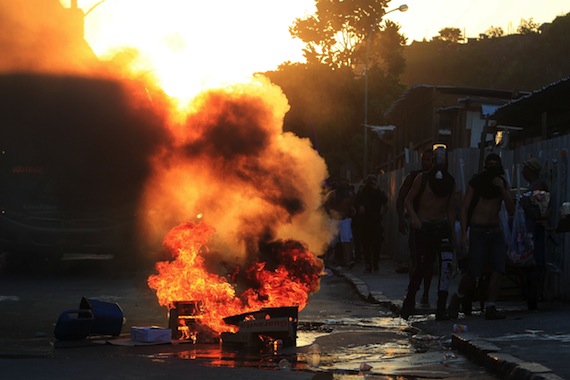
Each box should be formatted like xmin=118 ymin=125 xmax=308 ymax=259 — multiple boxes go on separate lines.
xmin=363 ymin=4 xmax=408 ymax=177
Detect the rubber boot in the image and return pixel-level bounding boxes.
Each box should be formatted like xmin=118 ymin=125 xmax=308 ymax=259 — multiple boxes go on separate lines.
xmin=400 ymin=295 xmax=415 ymax=320
xmin=448 ymin=293 xmax=460 ymax=319
xmin=435 ymin=291 xmax=450 ymax=321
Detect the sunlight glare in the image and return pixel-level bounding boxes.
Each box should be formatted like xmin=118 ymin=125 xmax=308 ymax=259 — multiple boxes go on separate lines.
xmin=60 ymin=0 xmax=312 ymax=103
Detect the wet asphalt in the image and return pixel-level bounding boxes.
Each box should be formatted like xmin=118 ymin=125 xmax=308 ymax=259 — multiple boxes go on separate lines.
xmin=333 ymin=259 xmax=570 ymax=379
xmin=0 ymin=258 xmax=500 ymax=379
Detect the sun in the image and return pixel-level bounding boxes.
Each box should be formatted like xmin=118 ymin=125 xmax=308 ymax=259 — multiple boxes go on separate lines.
xmin=60 ymin=0 xmax=313 ymax=102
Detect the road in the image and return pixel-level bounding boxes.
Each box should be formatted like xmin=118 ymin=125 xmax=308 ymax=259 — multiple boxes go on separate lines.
xmin=0 ymin=260 xmax=499 ymax=379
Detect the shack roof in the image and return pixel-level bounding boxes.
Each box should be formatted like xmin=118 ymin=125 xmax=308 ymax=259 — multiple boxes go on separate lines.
xmin=384 ymin=84 xmax=526 ymax=121
xmin=491 ymin=77 xmax=570 ymax=129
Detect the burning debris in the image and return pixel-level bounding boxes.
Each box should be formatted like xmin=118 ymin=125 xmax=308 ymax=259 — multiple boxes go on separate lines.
xmin=1 ymin=0 xmax=335 ymax=347
xmin=148 ymin=221 xmax=323 ymax=345
xmin=143 ymin=78 xmax=332 ymax=346
xmin=168 ymin=301 xmax=299 ymax=348
xmin=221 ymin=306 xmax=298 ymax=348
xmin=168 ymin=301 xmax=207 ymax=342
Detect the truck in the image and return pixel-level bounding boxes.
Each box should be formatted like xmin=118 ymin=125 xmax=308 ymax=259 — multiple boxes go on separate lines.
xmin=0 ymin=73 xmax=164 ymax=271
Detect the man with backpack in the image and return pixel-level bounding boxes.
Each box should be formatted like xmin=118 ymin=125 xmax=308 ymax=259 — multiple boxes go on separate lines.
xmin=400 ymin=144 xmax=456 ymax=320
xmin=396 ymin=148 xmax=434 ymax=307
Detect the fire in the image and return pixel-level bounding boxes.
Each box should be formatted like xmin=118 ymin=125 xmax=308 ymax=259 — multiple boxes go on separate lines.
xmin=133 ymin=47 xmax=332 ymax=339
xmin=138 ymin=67 xmax=331 ymax=339
xmin=1 ymin=0 xmax=336 ymax=339
xmin=148 ymin=221 xmax=324 ymax=334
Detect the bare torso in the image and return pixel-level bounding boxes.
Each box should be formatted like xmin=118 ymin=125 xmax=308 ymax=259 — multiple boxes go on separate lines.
xmin=470 ymin=197 xmax=502 ymax=225
xmin=417 ymin=182 xmax=450 ymax=221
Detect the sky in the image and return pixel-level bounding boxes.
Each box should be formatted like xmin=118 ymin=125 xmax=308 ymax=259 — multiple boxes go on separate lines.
xmin=60 ymin=0 xmax=569 ymax=98
xmin=385 ymin=0 xmax=569 ymax=42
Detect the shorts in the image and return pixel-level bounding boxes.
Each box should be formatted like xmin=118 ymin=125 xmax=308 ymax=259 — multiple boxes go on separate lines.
xmin=468 ymin=224 xmax=506 ymax=277
xmin=328 ymin=218 xmax=353 ymax=245
xmin=338 ymin=218 xmax=353 ymax=243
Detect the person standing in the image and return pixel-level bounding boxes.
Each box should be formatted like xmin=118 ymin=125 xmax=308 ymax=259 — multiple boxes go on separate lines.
xmin=355 ymin=175 xmax=388 ymax=273
xmin=323 ymin=179 xmax=356 ymax=268
xmin=396 ymin=148 xmax=434 ymax=307
xmin=448 ymin=153 xmax=515 ymax=320
xmin=521 ymin=157 xmax=550 ymax=310
xmin=400 ymin=144 xmax=456 ymax=320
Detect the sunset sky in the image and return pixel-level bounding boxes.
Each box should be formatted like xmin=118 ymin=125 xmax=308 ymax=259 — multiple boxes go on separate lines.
xmin=60 ymin=1 xmax=569 ymax=98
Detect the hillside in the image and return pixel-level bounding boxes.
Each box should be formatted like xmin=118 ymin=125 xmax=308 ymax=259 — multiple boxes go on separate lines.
xmin=401 ymin=12 xmax=570 ymax=91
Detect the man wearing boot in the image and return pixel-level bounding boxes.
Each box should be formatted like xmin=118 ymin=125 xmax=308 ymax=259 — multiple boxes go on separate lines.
xmin=400 ymin=144 xmax=456 ymax=321
xmin=448 ymin=153 xmax=515 ymax=320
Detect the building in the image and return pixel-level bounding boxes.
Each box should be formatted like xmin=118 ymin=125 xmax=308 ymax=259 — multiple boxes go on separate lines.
xmin=380 ymin=85 xmax=528 ymax=170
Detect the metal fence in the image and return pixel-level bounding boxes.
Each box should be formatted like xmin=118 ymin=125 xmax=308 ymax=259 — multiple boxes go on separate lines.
xmin=378 ymin=136 xmax=570 ymax=300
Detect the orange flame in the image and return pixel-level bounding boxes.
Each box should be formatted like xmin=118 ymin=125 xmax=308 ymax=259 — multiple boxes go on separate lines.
xmin=0 ymin=1 xmax=335 ymax=337
xmin=140 ymin=77 xmax=332 ymax=338
xmin=148 ymin=221 xmax=323 ymax=334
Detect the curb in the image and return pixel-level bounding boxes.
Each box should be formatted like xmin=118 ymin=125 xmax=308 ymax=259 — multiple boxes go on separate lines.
xmin=452 ymin=333 xmax=563 ymax=380
xmin=333 ymin=268 xmax=400 ymax=313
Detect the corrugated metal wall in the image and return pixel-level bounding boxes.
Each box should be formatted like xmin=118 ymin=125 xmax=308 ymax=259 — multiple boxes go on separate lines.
xmin=378 ymin=136 xmax=570 ymax=300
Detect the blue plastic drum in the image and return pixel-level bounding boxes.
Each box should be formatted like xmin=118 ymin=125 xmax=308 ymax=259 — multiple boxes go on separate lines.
xmin=79 ymin=297 xmax=124 ymax=336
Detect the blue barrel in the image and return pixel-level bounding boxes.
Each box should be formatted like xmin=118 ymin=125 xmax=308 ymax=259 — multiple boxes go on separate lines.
xmin=53 ymin=309 xmax=94 ymax=341
xmin=80 ymin=297 xmax=124 ymax=336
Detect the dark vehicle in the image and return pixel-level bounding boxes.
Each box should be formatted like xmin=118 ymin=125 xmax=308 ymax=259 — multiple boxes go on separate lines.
xmin=0 ymin=73 xmax=165 ymax=270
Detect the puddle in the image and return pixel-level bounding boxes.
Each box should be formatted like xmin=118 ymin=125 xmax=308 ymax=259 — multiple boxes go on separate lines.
xmin=142 ymin=343 xmax=311 ymax=371
xmin=140 ymin=329 xmax=417 ymax=375
xmin=322 ymin=317 xmax=410 ymax=329
xmin=296 ymin=330 xmax=329 ymax=347
xmin=135 ymin=315 xmax=485 ymax=379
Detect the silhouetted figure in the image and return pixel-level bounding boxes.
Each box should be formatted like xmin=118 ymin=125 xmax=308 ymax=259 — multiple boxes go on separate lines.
xmin=323 ymin=179 xmax=355 ymax=268
xmin=396 ymin=148 xmax=434 ymax=307
xmin=520 ymin=157 xmax=550 ymax=310
xmin=355 ymin=175 xmax=387 ymax=273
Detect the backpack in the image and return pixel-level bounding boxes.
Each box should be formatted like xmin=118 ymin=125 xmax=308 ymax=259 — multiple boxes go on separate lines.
xmin=412 ymin=172 xmax=429 ymax=212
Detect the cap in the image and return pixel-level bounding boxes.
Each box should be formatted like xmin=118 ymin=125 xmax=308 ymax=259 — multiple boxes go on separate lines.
xmin=523 ymin=158 xmax=542 ymax=174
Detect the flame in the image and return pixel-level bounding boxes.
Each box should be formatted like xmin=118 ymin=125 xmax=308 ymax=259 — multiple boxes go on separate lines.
xmin=1 ymin=1 xmax=335 ymax=338
xmin=148 ymin=221 xmax=324 ymax=334
xmin=133 ymin=39 xmax=332 ymax=338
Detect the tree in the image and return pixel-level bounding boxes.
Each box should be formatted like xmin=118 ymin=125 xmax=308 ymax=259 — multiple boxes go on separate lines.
xmin=435 ymin=27 xmax=463 ymax=43
xmin=283 ymin=1 xmax=409 ymax=177
xmin=517 ymin=18 xmax=540 ymax=35
xmin=289 ymin=0 xmax=390 ymax=69
xmin=485 ymin=26 xmax=504 ymax=38
xmin=264 ymin=63 xmax=364 ymax=176
xmin=365 ymin=20 xmax=408 ymax=78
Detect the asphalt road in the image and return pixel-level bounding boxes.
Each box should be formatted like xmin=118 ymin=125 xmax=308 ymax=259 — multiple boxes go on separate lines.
xmin=0 ymin=260 xmax=498 ymax=379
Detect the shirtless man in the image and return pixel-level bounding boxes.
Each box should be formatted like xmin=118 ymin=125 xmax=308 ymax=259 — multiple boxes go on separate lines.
xmin=448 ymin=153 xmax=515 ymax=320
xmin=400 ymin=144 xmax=456 ymax=320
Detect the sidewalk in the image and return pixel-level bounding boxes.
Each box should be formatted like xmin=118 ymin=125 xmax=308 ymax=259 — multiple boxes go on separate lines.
xmin=333 ymin=259 xmax=570 ymax=379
